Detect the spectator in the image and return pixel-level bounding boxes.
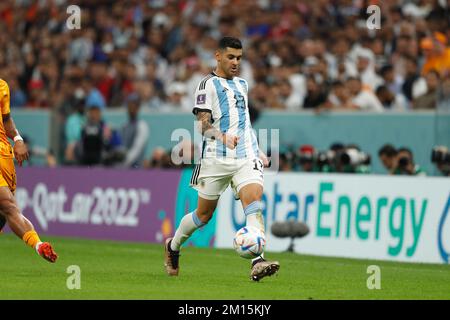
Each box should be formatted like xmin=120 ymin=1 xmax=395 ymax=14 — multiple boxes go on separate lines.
xmin=378 ymin=64 xmax=403 ymax=96
xmin=64 ymin=89 xmax=86 ymax=164
xmin=413 ymin=69 xmax=440 ymax=109
xmin=347 ymin=77 xmax=384 ymax=112
xmin=376 ymin=85 xmax=408 ymax=110
xmin=321 ymin=80 xmax=355 ymax=110
xmin=274 ymin=78 xmax=303 ymax=110
xmin=8 ymin=77 xmax=27 ymax=108
xmin=161 ymin=82 xmax=191 ymax=112
xmin=26 ymin=79 xmax=48 ymax=108
xmin=302 ymin=76 xmax=328 ymax=109
xmin=74 ymin=102 xmax=114 ymax=166
xmin=0 ymin=0 xmax=448 ymax=112
xmin=135 ymin=80 xmax=163 ymax=111
xmin=401 ymin=56 xmax=427 ymax=104
xmin=420 ymin=32 xmax=450 ymax=77
xmin=84 ymin=78 xmax=107 ymax=111
xmin=354 ymin=48 xmax=383 ymax=91
xmin=120 ymin=93 xmax=149 ymax=168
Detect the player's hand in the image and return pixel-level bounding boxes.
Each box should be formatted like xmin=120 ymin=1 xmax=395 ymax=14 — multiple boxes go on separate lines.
xmin=221 ymin=133 xmax=239 ymax=150
xmin=13 ymin=140 xmax=29 ymax=166
xmin=259 ymin=151 xmax=270 ymax=168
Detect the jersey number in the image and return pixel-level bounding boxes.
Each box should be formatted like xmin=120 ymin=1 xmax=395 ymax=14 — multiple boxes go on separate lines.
xmin=234 ymin=93 xmax=246 ymax=109
xmin=253 ymin=159 xmax=263 ymax=173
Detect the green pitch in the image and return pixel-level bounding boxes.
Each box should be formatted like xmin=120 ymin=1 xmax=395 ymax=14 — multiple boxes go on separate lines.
xmin=1 ymin=234 xmax=449 ymax=299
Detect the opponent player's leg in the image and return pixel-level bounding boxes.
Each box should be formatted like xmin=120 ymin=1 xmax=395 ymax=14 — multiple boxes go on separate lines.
xmin=164 ymin=194 xmax=219 ymax=276
xmin=0 ymin=186 xmax=57 ymax=262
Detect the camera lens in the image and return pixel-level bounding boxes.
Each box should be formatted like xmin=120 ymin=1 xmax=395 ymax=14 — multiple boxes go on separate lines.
xmin=340 ymin=152 xmax=351 ymax=165
xmin=398 ymin=156 xmax=409 ymax=167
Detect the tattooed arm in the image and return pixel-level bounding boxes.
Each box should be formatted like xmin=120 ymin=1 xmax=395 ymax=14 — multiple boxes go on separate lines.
xmin=196 ymin=111 xmax=238 ymax=150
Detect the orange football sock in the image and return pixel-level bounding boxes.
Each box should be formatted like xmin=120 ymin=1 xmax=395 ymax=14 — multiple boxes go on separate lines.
xmin=22 ymin=230 xmax=41 ymax=249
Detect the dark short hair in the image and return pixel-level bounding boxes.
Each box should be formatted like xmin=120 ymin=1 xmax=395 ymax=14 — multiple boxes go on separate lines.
xmin=331 ymin=80 xmax=344 ymax=88
xmin=379 ymin=64 xmax=393 ymax=76
xmin=378 ymin=144 xmax=397 ymax=157
xmin=330 ymin=142 xmax=345 ymax=151
xmin=346 ymin=76 xmax=361 ymax=83
xmin=426 ymin=69 xmax=440 ymax=79
xmin=403 ymin=55 xmax=418 ymax=65
xmin=218 ymin=37 xmax=242 ymax=50
xmin=375 ymin=85 xmax=389 ymax=96
xmin=398 ymin=147 xmax=413 ymax=158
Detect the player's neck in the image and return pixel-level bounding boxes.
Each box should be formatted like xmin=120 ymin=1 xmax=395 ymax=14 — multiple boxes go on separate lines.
xmin=213 ymin=68 xmax=233 ymax=80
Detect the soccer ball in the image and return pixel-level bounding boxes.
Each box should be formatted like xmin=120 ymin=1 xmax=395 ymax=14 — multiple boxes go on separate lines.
xmin=233 ymin=226 xmax=266 ymax=259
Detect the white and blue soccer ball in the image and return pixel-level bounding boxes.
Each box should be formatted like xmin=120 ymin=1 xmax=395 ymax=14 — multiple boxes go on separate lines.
xmin=233 ymin=226 xmax=266 ymax=259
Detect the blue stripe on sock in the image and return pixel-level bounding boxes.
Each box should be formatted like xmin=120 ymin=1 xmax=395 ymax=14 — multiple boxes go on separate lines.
xmin=192 ymin=211 xmax=206 ymax=227
xmin=244 ymin=201 xmax=263 ymax=216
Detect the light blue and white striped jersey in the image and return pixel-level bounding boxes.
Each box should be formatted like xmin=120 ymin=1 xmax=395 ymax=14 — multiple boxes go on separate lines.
xmin=192 ymin=72 xmax=259 ymax=160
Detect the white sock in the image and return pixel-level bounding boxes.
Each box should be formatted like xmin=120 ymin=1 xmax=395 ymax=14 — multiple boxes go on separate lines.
xmin=244 ymin=201 xmax=265 ymax=264
xmin=246 ymin=213 xmax=265 ymax=234
xmin=170 ymin=210 xmax=205 ymax=251
xmin=35 ymin=241 xmax=43 ymax=253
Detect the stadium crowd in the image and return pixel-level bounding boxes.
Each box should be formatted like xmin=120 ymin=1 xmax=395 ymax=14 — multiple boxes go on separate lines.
xmin=0 ymin=0 xmax=449 ymax=112
xmin=0 ymin=0 xmax=449 ymax=172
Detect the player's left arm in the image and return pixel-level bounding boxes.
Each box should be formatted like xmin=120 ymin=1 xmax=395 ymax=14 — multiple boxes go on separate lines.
xmin=2 ymin=113 xmax=29 ymax=166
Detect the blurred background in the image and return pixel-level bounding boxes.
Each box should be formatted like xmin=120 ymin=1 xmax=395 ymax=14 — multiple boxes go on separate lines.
xmin=0 ymin=0 xmax=449 ymax=175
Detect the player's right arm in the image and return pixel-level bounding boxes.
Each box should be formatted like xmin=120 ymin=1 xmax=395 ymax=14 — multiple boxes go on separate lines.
xmin=193 ymin=79 xmax=238 ymax=150
xmin=195 ymin=111 xmax=238 ymax=150
xmin=0 ymin=80 xmax=29 ymax=166
xmin=3 ymin=114 xmax=29 ymax=166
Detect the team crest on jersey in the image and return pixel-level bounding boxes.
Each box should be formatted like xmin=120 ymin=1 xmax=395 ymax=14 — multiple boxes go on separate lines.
xmin=197 ymin=94 xmax=206 ymax=105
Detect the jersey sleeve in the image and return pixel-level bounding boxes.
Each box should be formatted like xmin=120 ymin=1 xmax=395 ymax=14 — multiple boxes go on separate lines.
xmin=0 ymin=80 xmax=11 ymax=115
xmin=192 ymin=79 xmax=213 ymax=115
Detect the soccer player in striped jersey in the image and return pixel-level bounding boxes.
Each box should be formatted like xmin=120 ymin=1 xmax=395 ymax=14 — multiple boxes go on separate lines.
xmin=0 ymin=79 xmax=57 ymax=263
xmin=165 ymin=37 xmax=279 ymax=281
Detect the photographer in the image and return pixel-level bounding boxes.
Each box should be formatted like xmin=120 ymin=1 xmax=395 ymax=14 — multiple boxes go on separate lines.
xmin=279 ymin=145 xmax=297 ymax=172
xmin=335 ymin=144 xmax=371 ymax=174
xmin=316 ymin=143 xmax=345 ymax=173
xmin=393 ymin=147 xmax=426 ymax=176
xmin=378 ymin=144 xmax=398 ymax=174
xmin=315 ymin=143 xmax=371 ymax=174
xmin=298 ymin=145 xmax=319 ymax=172
xmin=431 ymin=146 xmax=450 ymax=176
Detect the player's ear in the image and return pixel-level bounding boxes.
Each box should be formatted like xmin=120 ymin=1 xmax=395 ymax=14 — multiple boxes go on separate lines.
xmin=215 ymin=49 xmax=222 ymax=62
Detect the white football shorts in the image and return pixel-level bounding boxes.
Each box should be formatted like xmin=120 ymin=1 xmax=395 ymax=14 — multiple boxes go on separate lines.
xmin=190 ymin=157 xmax=264 ymax=200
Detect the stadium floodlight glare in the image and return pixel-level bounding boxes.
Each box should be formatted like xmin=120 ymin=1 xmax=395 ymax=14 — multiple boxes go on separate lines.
xmin=270 ymin=221 xmax=310 ymax=253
